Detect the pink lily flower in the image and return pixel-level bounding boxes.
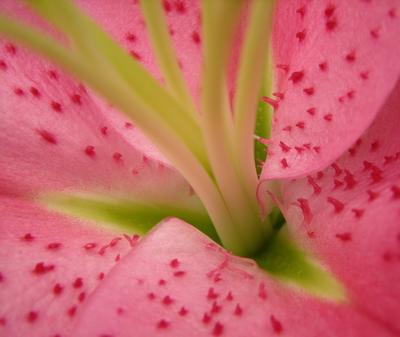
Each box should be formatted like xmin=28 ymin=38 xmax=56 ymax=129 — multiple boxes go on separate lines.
xmin=0 ymin=0 xmax=399 ymax=336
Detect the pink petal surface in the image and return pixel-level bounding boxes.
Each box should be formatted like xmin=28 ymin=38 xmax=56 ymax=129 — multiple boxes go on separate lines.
xmin=276 ymin=79 xmax=400 ymax=333
xmin=0 ymin=35 xmax=188 ymax=198
xmin=0 ymin=196 xmax=134 ymax=337
xmin=73 ymin=218 xmax=394 ymax=337
xmin=262 ymin=0 xmax=400 ymax=179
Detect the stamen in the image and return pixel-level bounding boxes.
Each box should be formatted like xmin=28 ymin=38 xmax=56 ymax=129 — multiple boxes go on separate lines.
xmin=254 ymin=85 xmax=274 ymax=175
xmin=201 ymin=0 xmax=269 ymax=255
xmin=233 ymin=0 xmax=275 ymax=188
xmin=140 ymin=1 xmax=197 ymax=115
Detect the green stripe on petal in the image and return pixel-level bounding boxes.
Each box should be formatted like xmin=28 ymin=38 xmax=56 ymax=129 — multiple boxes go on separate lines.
xmin=255 ymin=228 xmax=347 ymax=302
xmin=39 ymin=192 xmax=220 ymax=243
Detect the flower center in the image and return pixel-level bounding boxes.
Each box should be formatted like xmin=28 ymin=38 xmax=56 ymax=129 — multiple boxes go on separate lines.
xmin=0 ymin=0 xmax=347 ymax=302
xmin=0 ymin=0 xmax=276 ymax=256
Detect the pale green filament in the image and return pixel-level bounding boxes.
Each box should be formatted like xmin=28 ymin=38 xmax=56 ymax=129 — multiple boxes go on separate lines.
xmin=201 ymin=0 xmax=270 ymax=255
xmin=254 ymin=51 xmax=274 ymax=175
xmin=140 ymin=0 xmax=197 ymax=117
xmin=233 ymin=1 xmax=274 ymax=195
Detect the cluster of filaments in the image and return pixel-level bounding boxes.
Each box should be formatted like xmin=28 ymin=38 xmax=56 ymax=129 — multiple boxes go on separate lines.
xmin=0 ymin=0 xmax=275 ymax=256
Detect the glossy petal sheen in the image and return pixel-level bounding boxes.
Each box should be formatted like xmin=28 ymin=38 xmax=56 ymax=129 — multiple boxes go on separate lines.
xmin=73 ymin=218 xmax=393 ymax=337
xmin=0 ymin=196 xmax=134 ymax=337
xmin=277 ymin=79 xmax=400 ymax=334
xmin=262 ymin=0 xmax=400 ymax=179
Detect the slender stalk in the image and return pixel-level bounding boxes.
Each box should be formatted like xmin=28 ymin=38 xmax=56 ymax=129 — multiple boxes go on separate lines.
xmin=261 ymin=48 xmax=275 ymax=141
xmin=83 ymin=71 xmax=246 ymax=253
xmin=233 ymin=0 xmax=275 ymax=235
xmin=140 ymin=0 xmax=197 ymax=116
xmin=233 ymin=0 xmax=274 ymax=177
xmin=201 ymin=0 xmax=268 ymax=254
xmin=83 ymin=69 xmax=251 ymax=254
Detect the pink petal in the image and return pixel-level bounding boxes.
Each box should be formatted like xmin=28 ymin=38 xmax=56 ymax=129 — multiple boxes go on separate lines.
xmin=262 ymin=0 xmax=400 ymax=179
xmin=277 ymin=80 xmax=400 ymax=333
xmin=0 ymin=33 xmax=187 ymax=197
xmin=72 ymin=218 xmax=393 ymax=337
xmin=0 ymin=196 xmax=134 ymax=336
